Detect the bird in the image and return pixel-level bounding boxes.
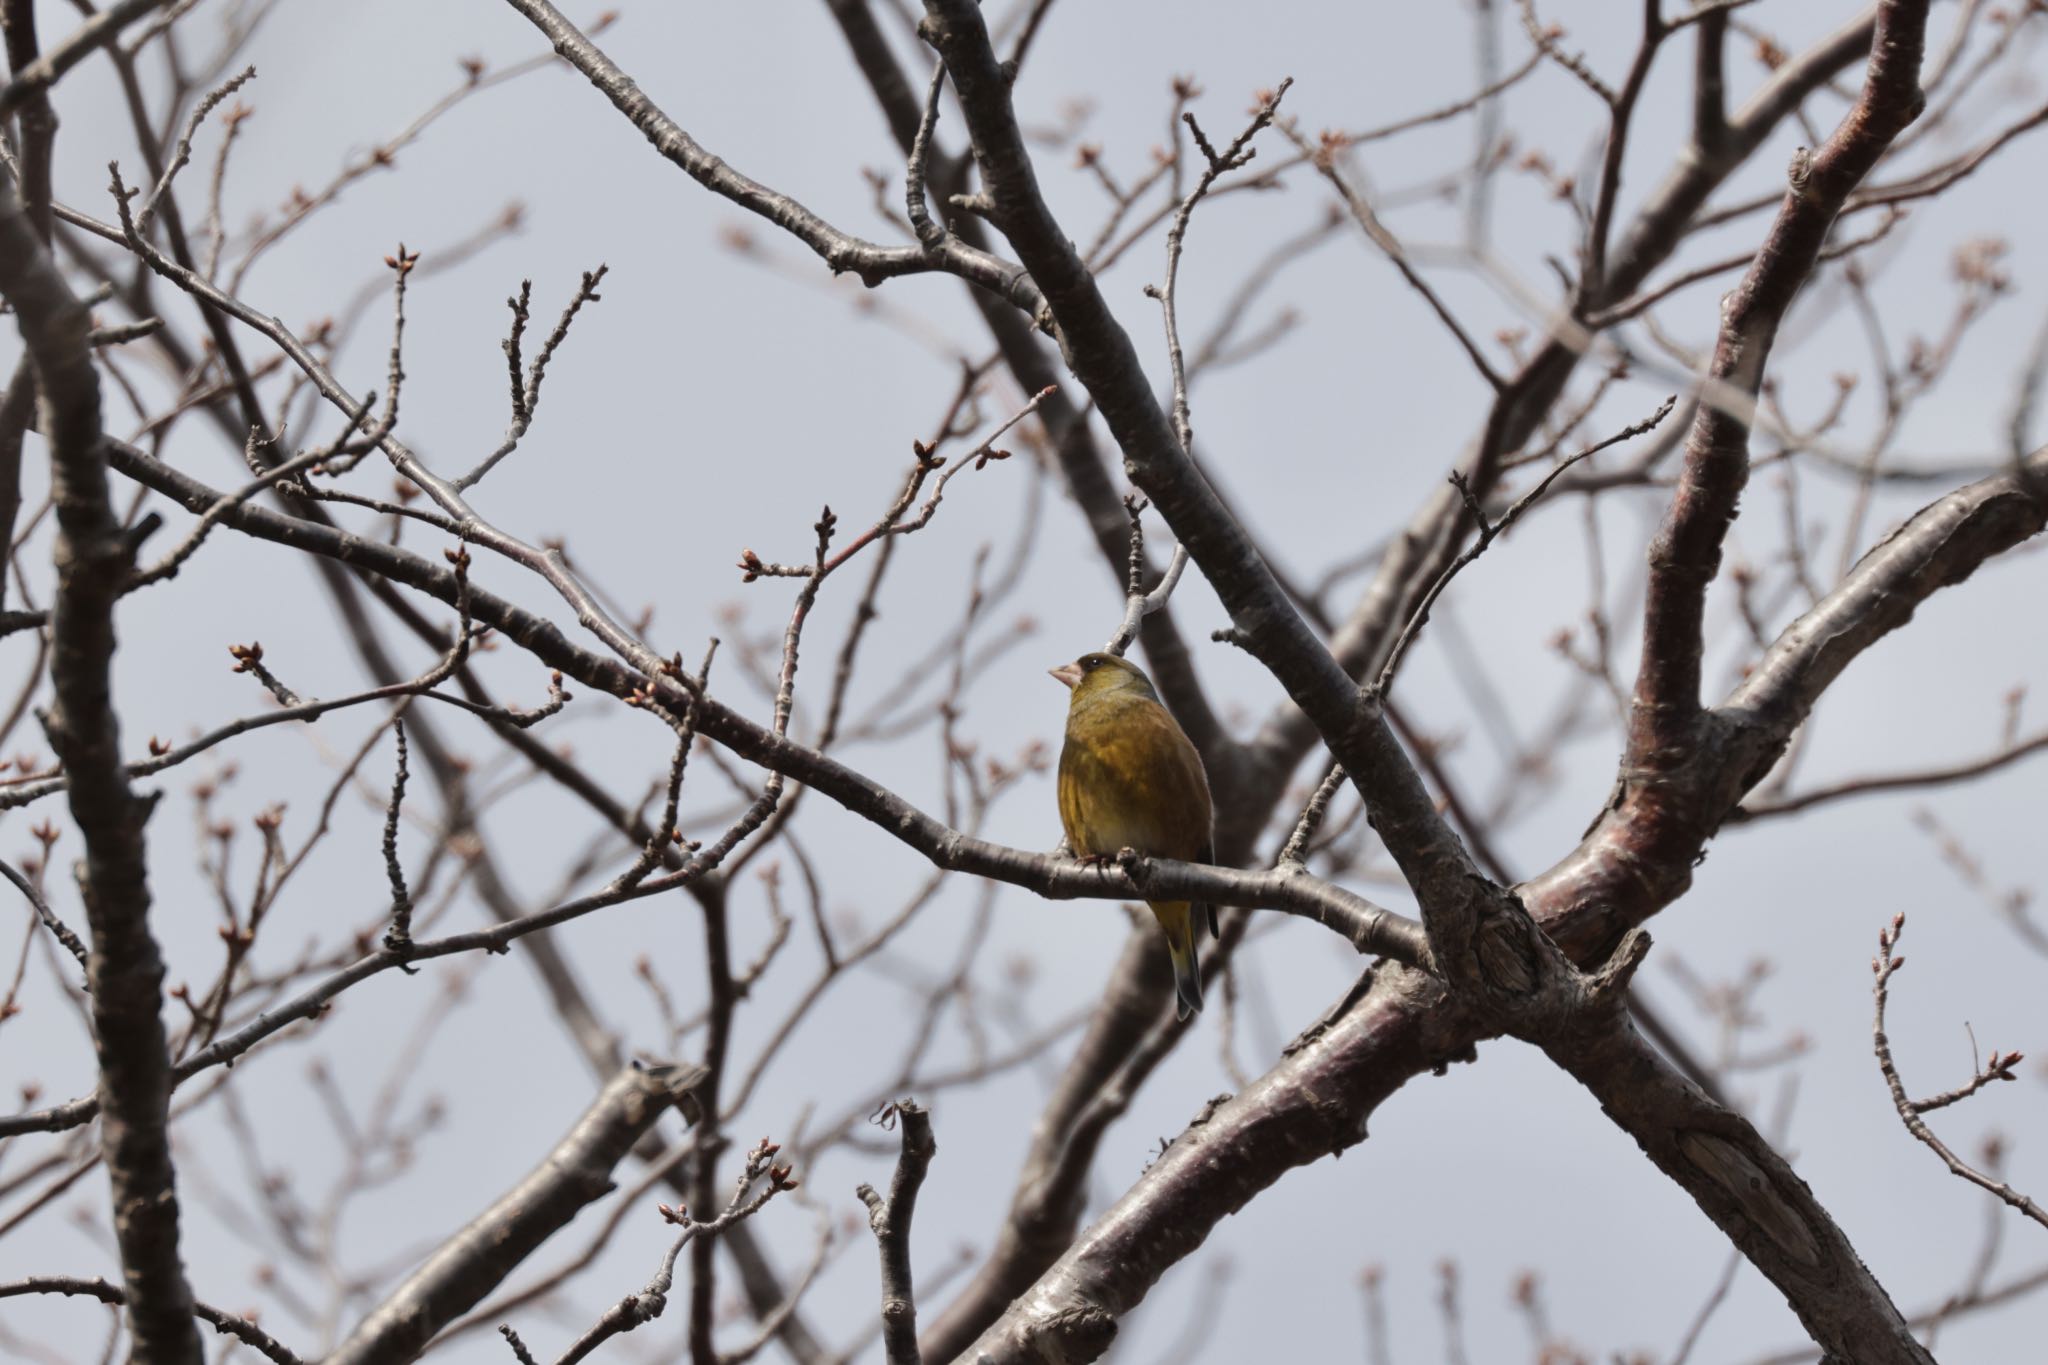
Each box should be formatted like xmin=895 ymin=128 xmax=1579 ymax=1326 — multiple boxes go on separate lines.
xmin=1051 ymin=651 xmax=1215 ymax=1020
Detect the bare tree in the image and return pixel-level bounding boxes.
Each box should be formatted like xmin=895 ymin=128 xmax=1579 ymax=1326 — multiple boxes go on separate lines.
xmin=1 ymin=1 xmax=2045 ymax=1362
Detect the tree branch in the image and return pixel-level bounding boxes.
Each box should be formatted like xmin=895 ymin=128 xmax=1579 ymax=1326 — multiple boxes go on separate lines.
xmin=499 ymin=0 xmax=1046 ymax=312
xmin=1539 ymin=953 xmax=1933 ymax=1364
xmin=1871 ymin=914 xmax=2046 ymax=1230
xmin=1632 ymin=0 xmax=1930 ymax=757
xmin=857 ymin=1100 xmax=937 ymax=1365
xmin=917 ymin=0 xmax=1485 ymax=967
xmin=0 ymin=1276 xmax=304 ymax=1365
xmin=0 ymin=171 xmax=202 ymax=1363
xmin=0 ymin=0 xmax=163 ymax=122
xmin=326 ymin=1063 xmax=710 ymax=1365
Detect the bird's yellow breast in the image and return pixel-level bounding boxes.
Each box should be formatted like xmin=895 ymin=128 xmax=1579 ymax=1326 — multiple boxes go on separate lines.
xmin=1056 ymin=692 xmax=1211 ymax=862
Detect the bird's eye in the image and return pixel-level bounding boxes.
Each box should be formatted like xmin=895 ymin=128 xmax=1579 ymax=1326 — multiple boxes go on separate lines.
xmin=1082 ymin=656 xmax=1100 ymax=670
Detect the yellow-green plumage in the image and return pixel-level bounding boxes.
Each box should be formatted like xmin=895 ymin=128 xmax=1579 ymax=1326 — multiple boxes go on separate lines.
xmin=1052 ymin=652 xmax=1215 ymax=1020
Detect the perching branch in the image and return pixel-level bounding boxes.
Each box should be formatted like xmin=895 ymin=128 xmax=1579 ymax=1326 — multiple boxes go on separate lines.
xmin=917 ymin=0 xmax=1485 ymax=993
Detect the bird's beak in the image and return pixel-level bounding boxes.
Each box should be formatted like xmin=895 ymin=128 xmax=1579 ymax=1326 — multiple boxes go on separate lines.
xmin=1048 ymin=662 xmax=1083 ymax=690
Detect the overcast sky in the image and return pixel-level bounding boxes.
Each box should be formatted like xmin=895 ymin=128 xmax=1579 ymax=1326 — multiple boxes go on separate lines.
xmin=2 ymin=1 xmax=2045 ymax=1361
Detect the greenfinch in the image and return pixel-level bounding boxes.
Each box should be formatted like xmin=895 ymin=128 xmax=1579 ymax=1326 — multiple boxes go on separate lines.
xmin=1051 ymin=652 xmax=1215 ymax=1020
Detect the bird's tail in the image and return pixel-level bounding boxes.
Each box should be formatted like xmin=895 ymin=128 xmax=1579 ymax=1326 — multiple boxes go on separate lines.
xmin=1150 ymin=901 xmax=1203 ymax=1021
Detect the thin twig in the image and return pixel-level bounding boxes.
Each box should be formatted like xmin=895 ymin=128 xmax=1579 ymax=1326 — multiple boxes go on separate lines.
xmin=0 ymin=856 xmax=88 ymax=974
xmin=1102 ymin=497 xmax=1190 ymax=656
xmin=1871 ymin=913 xmax=2046 ymax=1229
xmin=380 ymin=720 xmax=413 ymax=951
xmin=1375 ymin=396 xmax=1675 ymax=694
xmin=135 ymin=65 xmax=255 ymax=238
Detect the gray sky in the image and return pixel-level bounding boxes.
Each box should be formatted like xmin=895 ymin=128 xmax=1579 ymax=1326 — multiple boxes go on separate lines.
xmin=2 ymin=1 xmax=2045 ymax=1361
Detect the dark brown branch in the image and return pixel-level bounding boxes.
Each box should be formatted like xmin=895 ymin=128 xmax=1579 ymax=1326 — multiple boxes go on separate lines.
xmin=380 ymin=720 xmax=414 ymax=949
xmin=1535 ymin=945 xmax=1933 ymax=1365
xmin=1692 ymin=1 xmax=1731 ymax=147
xmin=0 ymin=167 xmax=203 ymax=1363
xmin=0 ymin=1276 xmax=304 ymax=1365
xmin=1580 ymin=4 xmax=1671 ymax=302
xmin=326 ymin=1063 xmax=710 ymax=1365
xmin=0 ymin=854 xmax=88 ymax=973
xmin=857 ymin=1100 xmax=937 ymax=1365
xmin=687 ymin=848 xmax=737 ymax=1365
xmin=0 ymin=0 xmax=56 ymax=612
xmin=1632 ymin=0 xmax=1930 ymax=757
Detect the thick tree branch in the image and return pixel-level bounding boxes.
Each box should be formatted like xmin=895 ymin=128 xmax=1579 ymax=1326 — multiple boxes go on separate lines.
xmin=326 ymin=1063 xmax=710 ymax=1365
xmin=1539 ymin=963 xmax=1933 ymax=1364
xmin=1 ymin=0 xmax=55 ymax=610
xmin=955 ymin=430 xmax=2047 ymax=1358
xmin=0 ymin=179 xmax=202 ymax=1361
xmin=1633 ymin=0 xmax=1929 ymax=755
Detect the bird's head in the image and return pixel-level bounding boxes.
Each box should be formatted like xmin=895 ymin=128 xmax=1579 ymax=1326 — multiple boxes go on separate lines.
xmin=1049 ymin=652 xmax=1158 ymax=703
